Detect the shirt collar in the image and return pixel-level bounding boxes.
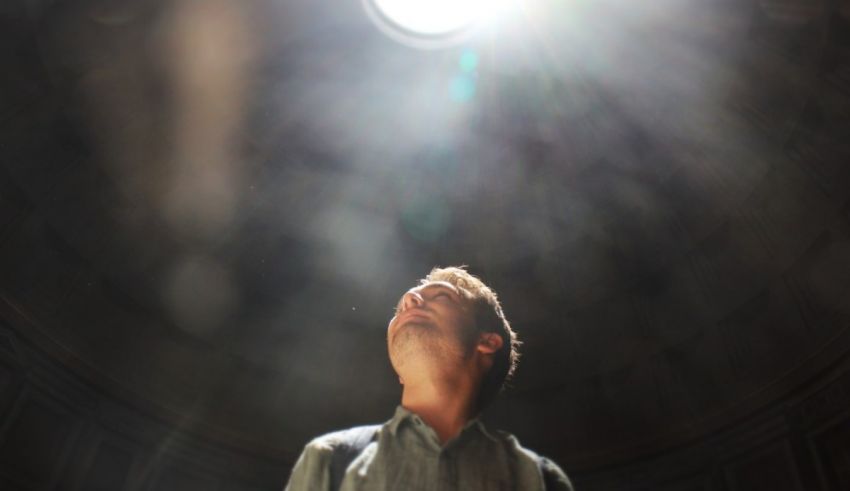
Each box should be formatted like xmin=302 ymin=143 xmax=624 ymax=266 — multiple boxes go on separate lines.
xmin=386 ymin=405 xmax=413 ymax=436
xmin=387 ymin=405 xmax=499 ymax=443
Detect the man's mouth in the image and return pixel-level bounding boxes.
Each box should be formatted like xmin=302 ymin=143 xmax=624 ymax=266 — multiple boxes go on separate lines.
xmin=399 ymin=310 xmax=431 ymax=324
xmin=391 ymin=312 xmax=433 ymax=338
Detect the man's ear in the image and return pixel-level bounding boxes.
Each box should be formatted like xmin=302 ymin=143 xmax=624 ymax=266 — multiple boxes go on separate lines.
xmin=476 ymin=332 xmax=504 ymax=354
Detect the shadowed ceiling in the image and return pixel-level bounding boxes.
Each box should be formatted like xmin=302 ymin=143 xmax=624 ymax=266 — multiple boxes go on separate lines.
xmin=1 ymin=0 xmax=849 ymax=470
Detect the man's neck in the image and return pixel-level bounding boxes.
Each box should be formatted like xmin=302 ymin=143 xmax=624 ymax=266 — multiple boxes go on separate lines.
xmin=400 ymin=377 xmax=478 ymax=445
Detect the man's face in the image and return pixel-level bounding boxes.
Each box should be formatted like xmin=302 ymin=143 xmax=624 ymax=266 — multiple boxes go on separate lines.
xmin=387 ymin=281 xmax=477 ymax=378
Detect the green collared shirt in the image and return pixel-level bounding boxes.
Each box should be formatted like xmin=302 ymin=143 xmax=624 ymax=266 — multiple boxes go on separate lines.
xmin=285 ymin=406 xmax=572 ymax=491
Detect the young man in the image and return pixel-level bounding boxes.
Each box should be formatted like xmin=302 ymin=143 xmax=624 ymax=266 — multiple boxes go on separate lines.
xmin=285 ymin=267 xmax=573 ymax=490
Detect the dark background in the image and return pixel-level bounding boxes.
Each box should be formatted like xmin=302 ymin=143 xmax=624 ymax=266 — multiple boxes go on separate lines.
xmin=1 ymin=0 xmax=849 ymax=489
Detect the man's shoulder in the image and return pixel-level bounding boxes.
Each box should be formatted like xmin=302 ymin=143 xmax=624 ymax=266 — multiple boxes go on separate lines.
xmin=480 ymin=426 xmax=542 ymax=457
xmin=531 ymin=452 xmax=573 ymax=491
xmin=488 ymin=429 xmax=574 ymax=491
xmin=289 ymin=424 xmax=383 ymax=490
xmin=304 ymin=424 xmax=383 ymax=452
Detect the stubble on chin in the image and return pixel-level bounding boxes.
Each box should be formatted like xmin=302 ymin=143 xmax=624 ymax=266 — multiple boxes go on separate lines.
xmin=389 ymin=324 xmax=466 ymax=375
xmin=389 ymin=326 xmax=432 ymax=368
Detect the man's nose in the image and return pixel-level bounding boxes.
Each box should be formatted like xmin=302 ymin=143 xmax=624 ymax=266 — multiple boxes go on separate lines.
xmin=400 ymin=290 xmax=424 ymax=311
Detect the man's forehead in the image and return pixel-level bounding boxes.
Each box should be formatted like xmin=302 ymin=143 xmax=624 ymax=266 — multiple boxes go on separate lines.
xmin=408 ymin=280 xmax=463 ymax=295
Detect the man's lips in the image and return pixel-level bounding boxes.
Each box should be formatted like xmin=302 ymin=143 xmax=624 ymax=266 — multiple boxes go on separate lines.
xmin=397 ymin=310 xmax=432 ymax=325
xmin=390 ymin=311 xmax=432 ymax=346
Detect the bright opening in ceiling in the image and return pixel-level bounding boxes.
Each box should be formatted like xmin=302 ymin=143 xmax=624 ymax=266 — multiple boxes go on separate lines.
xmin=364 ymin=0 xmax=513 ymax=48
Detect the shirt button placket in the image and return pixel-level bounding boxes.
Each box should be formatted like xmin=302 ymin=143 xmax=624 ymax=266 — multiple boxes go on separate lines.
xmin=437 ymin=449 xmax=457 ymax=490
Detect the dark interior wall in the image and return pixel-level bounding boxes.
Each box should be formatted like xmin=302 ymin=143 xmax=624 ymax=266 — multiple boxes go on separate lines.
xmin=0 ymin=321 xmax=285 ymax=491
xmin=574 ymin=357 xmax=850 ymax=491
xmin=1 ymin=316 xmax=850 ymax=491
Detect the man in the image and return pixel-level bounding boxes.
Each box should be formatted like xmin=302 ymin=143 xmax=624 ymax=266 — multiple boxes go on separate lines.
xmin=285 ymin=266 xmax=573 ymax=490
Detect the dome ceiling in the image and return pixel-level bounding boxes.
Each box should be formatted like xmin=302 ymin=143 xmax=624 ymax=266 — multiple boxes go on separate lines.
xmin=1 ymin=0 xmax=849 ymax=468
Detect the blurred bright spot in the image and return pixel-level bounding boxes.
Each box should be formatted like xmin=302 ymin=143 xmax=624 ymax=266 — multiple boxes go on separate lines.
xmin=158 ymin=0 xmax=256 ymax=241
xmin=450 ymin=75 xmax=476 ymax=101
xmin=459 ymin=50 xmax=478 ymax=72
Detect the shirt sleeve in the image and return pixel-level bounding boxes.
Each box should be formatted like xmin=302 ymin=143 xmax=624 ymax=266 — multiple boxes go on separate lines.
xmin=284 ymin=440 xmax=334 ymax=491
xmin=539 ymin=456 xmax=574 ymax=491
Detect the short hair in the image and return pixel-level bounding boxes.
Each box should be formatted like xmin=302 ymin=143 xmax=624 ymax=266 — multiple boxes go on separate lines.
xmin=421 ymin=266 xmax=520 ymax=411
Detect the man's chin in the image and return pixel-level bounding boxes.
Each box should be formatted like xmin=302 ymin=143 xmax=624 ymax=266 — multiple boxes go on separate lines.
xmin=389 ymin=336 xmax=432 ymax=367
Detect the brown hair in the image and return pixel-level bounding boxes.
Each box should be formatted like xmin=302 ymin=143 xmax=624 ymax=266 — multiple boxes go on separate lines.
xmin=421 ymin=266 xmax=520 ymax=411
